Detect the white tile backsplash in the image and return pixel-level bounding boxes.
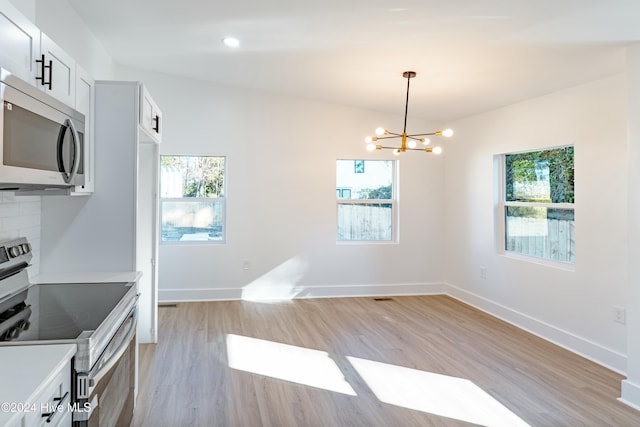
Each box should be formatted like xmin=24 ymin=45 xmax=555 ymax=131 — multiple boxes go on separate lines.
xmin=0 ymin=192 xmax=41 ymax=276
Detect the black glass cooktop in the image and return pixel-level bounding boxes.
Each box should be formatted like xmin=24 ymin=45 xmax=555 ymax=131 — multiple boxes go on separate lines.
xmin=1 ymin=282 xmax=131 ymax=342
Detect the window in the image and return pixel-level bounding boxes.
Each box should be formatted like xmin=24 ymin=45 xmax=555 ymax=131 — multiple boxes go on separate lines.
xmin=336 ymin=159 xmax=396 ymax=242
xmin=501 ymin=146 xmax=574 ymax=264
xmin=336 ymin=188 xmax=352 ymax=199
xmin=160 ymin=156 xmax=226 ymax=243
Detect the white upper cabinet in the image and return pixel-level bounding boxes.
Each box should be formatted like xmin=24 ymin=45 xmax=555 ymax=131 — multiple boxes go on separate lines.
xmin=139 ymin=85 xmax=162 ymax=144
xmin=0 ymin=0 xmax=40 ymax=83
xmin=37 ymin=33 xmax=76 ymax=108
xmin=0 ymin=2 xmax=77 ymax=108
xmin=72 ymin=65 xmax=95 ymax=195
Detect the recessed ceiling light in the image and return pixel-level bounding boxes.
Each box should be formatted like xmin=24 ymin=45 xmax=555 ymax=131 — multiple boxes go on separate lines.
xmin=223 ymin=37 xmax=240 ymax=48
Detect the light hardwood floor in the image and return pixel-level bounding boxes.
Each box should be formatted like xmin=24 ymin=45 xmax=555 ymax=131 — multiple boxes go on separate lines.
xmin=132 ymin=296 xmax=640 ymax=426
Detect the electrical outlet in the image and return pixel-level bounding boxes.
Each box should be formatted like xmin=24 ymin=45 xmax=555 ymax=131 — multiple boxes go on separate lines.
xmin=613 ymin=306 xmax=626 ymax=324
xmin=242 ymin=260 xmax=250 ymax=271
xmin=479 ymin=266 xmax=487 ymax=279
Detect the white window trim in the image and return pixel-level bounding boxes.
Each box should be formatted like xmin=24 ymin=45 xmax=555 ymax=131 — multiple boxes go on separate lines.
xmin=336 ymin=159 xmax=398 ymax=244
xmin=495 ymin=148 xmax=575 ymax=269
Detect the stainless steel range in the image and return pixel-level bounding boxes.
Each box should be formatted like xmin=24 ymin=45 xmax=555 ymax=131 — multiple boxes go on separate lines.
xmin=0 ymin=237 xmax=139 ymax=427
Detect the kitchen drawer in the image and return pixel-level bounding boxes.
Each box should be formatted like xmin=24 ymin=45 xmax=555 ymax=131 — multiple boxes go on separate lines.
xmin=22 ymin=358 xmax=72 ymax=427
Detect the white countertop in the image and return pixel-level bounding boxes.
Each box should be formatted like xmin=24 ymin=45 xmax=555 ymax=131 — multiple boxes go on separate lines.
xmin=31 ymin=271 xmax=142 ymax=285
xmin=0 ymin=344 xmax=76 ymax=427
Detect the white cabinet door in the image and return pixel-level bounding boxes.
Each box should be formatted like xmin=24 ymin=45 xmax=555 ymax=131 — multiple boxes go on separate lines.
xmin=0 ymin=0 xmax=40 ymax=83
xmin=38 ymin=33 xmax=75 ymax=107
xmin=139 ymin=85 xmax=162 ymax=143
xmin=23 ymin=358 xmax=73 ymax=427
xmin=72 ymin=65 xmax=95 ymax=194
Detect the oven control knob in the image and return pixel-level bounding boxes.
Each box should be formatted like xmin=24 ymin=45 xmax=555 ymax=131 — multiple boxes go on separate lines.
xmin=6 ymin=327 xmax=20 ymax=339
xmin=8 ymin=246 xmax=21 ymax=258
xmin=20 ymin=243 xmax=31 ymax=254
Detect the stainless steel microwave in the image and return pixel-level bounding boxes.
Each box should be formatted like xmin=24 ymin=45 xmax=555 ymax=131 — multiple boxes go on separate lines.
xmin=0 ymin=68 xmax=85 ymax=191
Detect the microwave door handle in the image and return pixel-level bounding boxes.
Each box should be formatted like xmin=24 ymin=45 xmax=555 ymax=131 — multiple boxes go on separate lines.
xmin=67 ymin=118 xmax=81 ymax=183
xmin=56 ymin=119 xmax=80 ymax=184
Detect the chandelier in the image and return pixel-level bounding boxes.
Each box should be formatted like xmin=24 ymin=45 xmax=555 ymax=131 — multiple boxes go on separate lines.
xmin=365 ymin=71 xmax=453 ymax=155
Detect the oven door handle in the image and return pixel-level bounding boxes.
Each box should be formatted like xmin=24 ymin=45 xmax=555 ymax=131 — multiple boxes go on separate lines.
xmin=88 ymin=308 xmax=137 ymax=391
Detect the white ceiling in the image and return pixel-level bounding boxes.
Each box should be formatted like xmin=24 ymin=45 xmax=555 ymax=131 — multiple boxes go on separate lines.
xmin=67 ymin=0 xmax=640 ymax=122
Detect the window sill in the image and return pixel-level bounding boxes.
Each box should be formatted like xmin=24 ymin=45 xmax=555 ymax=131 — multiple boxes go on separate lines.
xmin=161 ymin=240 xmax=226 ymax=246
xmin=336 ymin=240 xmax=398 ymax=246
xmin=501 ymin=251 xmax=575 ymax=272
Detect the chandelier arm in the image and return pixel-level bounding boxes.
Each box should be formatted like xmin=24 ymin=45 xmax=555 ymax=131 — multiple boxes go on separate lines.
xmin=377 ymin=146 xmax=436 ymax=153
xmin=407 ymin=132 xmax=438 ymax=137
xmin=375 ymin=135 xmax=402 ymax=140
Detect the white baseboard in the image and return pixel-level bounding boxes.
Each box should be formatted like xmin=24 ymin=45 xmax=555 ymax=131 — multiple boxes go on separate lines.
xmin=159 ymin=282 xmax=446 ymax=303
xmin=158 ymin=281 xmax=626 ymax=375
xmin=159 ymin=287 xmax=242 ymax=302
xmin=444 ymin=282 xmax=627 ymax=375
xmin=620 ymin=380 xmax=640 ymax=409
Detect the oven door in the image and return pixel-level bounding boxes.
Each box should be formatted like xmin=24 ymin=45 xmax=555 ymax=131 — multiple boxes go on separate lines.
xmin=74 ymin=308 xmax=137 ymax=427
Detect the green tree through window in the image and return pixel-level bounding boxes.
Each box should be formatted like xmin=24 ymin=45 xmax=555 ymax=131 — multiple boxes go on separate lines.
xmin=505 ymin=146 xmax=574 ymax=203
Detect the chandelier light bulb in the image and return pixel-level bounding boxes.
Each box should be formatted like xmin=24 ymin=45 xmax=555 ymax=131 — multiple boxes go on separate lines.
xmin=422 ymin=138 xmax=430 ymax=145
xmin=365 ymin=136 xmax=373 ymax=143
xmin=407 ymin=140 xmax=417 ymax=149
xmin=394 ymin=149 xmax=401 ymax=156
xmin=433 ymin=146 xmax=443 ymax=154
xmin=366 ymin=143 xmax=376 ymax=152
xmin=375 ymin=127 xmax=385 ymax=136
xmin=442 ymin=129 xmax=454 ymax=137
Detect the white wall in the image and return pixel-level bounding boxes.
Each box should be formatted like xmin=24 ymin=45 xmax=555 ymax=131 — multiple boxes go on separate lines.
xmin=116 ymin=65 xmax=448 ymax=301
xmin=444 ymin=75 xmax=629 ymax=372
xmin=7 ymin=0 xmax=34 ymax=21
xmin=621 ymin=44 xmax=640 ymax=409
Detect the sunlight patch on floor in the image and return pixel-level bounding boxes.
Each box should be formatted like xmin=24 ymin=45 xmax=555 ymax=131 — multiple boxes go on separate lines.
xmin=226 ymin=334 xmax=357 ymax=395
xmin=347 ymin=356 xmax=530 ymax=427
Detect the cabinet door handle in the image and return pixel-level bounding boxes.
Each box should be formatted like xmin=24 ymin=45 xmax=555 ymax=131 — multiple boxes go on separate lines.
xmin=35 ymin=54 xmax=53 ymax=90
xmin=42 ymin=391 xmax=69 ymax=423
xmin=153 ymin=114 xmax=160 ymax=133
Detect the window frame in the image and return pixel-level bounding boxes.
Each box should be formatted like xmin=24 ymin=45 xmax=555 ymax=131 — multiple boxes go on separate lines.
xmin=159 ymin=155 xmax=227 ymax=245
xmin=336 ymin=159 xmax=398 ymax=244
xmin=496 ymin=145 xmax=575 ymax=268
